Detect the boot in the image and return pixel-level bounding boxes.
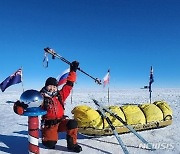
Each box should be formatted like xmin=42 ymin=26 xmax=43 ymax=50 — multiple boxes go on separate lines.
xmin=66 ymin=120 xmax=82 ymax=152
xmin=42 ymin=140 xmax=56 ymax=149
xmin=67 ymin=135 xmax=82 ymax=153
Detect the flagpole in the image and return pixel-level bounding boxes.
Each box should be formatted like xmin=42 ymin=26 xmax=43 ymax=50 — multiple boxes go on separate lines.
xmin=71 ymin=89 xmax=73 ymax=104
xmin=108 ymin=86 xmax=110 ymax=103
xmin=21 ymin=66 xmax=25 ymax=92
xmin=149 ymin=66 xmax=154 ymax=104
xmin=149 ymin=85 xmax=152 ymax=103
xmin=108 ymin=69 xmax=110 ymax=104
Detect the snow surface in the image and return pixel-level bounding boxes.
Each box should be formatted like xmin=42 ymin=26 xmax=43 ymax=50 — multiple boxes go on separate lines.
xmin=0 ymin=88 xmax=180 ymax=154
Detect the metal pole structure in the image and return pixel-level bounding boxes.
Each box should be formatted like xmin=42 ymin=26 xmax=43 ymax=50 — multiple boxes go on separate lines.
xmin=108 ymin=87 xmax=110 ymax=103
xmin=107 ymin=69 xmax=110 ymax=103
xmin=149 ymin=88 xmax=152 ymax=103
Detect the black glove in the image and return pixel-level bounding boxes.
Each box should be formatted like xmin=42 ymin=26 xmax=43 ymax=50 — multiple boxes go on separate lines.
xmin=13 ymin=100 xmax=28 ymax=115
xmin=70 ymin=61 xmax=79 ymax=72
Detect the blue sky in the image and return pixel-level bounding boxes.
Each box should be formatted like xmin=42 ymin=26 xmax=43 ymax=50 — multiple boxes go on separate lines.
xmin=0 ymin=0 xmax=180 ymax=90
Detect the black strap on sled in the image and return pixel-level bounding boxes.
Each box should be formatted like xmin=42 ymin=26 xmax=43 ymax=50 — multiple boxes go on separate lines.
xmin=96 ymin=109 xmax=105 ymax=129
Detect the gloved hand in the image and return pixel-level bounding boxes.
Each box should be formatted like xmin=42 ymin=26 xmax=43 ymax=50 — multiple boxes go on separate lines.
xmin=13 ymin=100 xmax=28 ymax=115
xmin=70 ymin=61 xmax=79 ymax=72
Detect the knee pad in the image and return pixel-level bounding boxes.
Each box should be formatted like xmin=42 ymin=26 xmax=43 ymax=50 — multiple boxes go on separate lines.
xmin=66 ymin=119 xmax=78 ymax=130
xmin=42 ymin=140 xmax=57 ymax=149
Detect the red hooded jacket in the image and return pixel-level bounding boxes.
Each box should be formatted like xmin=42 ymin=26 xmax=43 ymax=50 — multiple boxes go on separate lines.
xmin=41 ymin=71 xmax=76 ymax=120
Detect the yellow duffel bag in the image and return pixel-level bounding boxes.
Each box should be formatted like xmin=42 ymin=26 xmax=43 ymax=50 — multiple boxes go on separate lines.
xmin=105 ymin=106 xmax=126 ymax=127
xmin=121 ymin=105 xmax=146 ymax=125
xmin=154 ymin=101 xmax=172 ymax=120
xmin=71 ymin=105 xmax=104 ymax=129
xmin=139 ymin=103 xmax=163 ymax=123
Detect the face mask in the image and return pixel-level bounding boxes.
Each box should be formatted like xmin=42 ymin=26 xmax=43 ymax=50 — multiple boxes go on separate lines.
xmin=44 ymin=88 xmax=58 ymax=97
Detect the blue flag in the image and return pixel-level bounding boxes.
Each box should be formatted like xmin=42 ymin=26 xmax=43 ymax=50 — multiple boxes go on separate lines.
xmin=149 ymin=66 xmax=154 ymax=92
xmin=0 ymin=69 xmax=22 ymax=92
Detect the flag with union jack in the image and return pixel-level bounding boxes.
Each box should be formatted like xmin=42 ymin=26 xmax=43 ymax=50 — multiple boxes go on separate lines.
xmin=0 ymin=68 xmax=22 ymax=92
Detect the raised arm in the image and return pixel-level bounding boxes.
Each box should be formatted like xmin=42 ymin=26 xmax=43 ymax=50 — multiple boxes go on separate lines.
xmin=59 ymin=61 xmax=79 ymax=103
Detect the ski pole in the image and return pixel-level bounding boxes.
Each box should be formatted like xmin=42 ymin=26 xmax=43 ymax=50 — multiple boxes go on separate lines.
xmin=93 ymin=99 xmax=156 ymax=151
xmin=44 ymin=47 xmax=101 ymax=85
xmin=97 ymin=105 xmax=129 ymax=154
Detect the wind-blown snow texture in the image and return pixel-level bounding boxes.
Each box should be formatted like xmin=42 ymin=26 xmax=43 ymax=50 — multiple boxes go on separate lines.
xmin=0 ymin=88 xmax=180 ymax=154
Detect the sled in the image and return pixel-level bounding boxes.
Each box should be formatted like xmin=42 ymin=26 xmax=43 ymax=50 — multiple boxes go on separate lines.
xmin=77 ymin=119 xmax=172 ymax=136
xmin=72 ymin=101 xmax=172 ymax=136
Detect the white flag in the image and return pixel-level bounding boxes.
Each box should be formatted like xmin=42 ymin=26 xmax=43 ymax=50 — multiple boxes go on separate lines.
xmin=103 ymin=69 xmax=110 ymax=87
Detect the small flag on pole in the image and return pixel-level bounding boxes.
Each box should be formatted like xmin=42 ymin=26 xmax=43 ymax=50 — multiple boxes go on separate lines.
xmin=149 ymin=66 xmax=154 ymax=92
xmin=103 ymin=69 xmax=110 ymax=87
xmin=149 ymin=66 xmax=154 ymax=103
xmin=0 ymin=68 xmax=22 ymax=92
xmin=57 ymin=68 xmax=70 ymax=86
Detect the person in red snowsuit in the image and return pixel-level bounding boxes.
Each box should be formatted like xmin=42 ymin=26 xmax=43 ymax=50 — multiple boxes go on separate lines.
xmin=14 ymin=61 xmax=82 ymax=153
